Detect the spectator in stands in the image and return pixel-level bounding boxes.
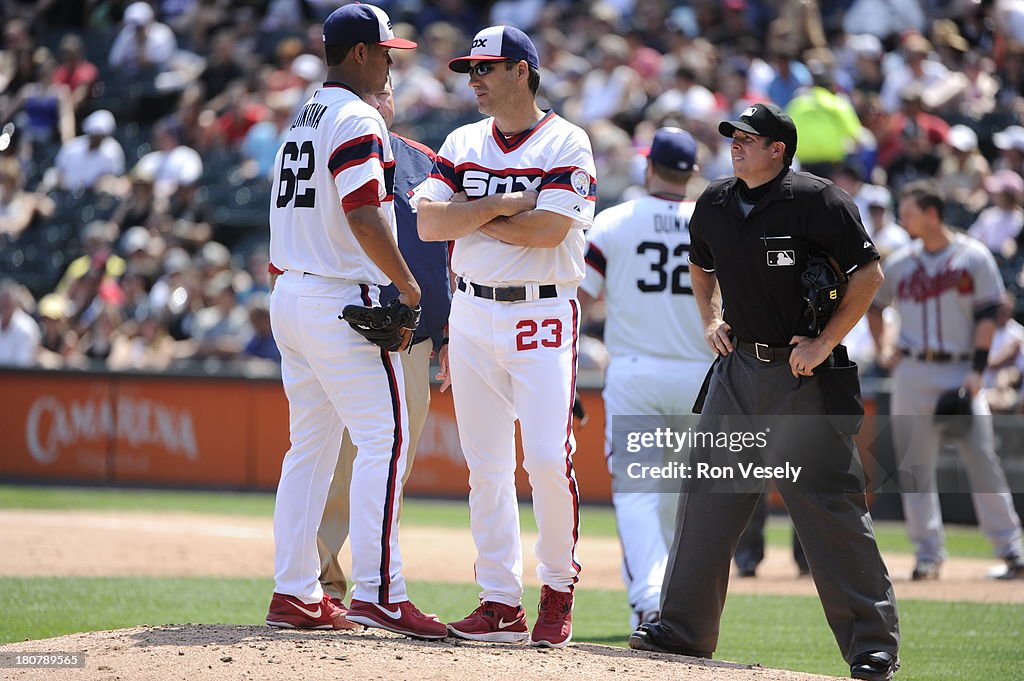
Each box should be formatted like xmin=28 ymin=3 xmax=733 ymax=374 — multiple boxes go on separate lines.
xmin=119 ymin=225 xmax=164 ymax=282
xmin=148 ymin=247 xmax=191 ymax=316
xmin=108 ymin=2 xmax=178 ymax=75
xmin=647 ymin=66 xmax=716 ymax=124
xmin=993 ymin=125 xmax=1024 ymax=177
xmin=133 ymin=119 xmax=203 ymax=199
xmin=0 ymin=159 xmax=52 ymax=242
xmin=984 ymin=292 xmax=1024 ymax=413
xmin=575 ymin=34 xmax=644 ymax=125
xmin=880 ymin=34 xmax=950 ymax=113
xmin=843 ymin=0 xmax=925 ymax=41
xmin=879 ymin=84 xmax=949 ymax=191
xmin=53 ymin=34 xmax=98 ymax=118
xmin=926 ymin=50 xmax=999 ymax=121
xmin=76 ymin=302 xmax=119 ymax=363
xmin=56 ymin=220 xmax=126 ymax=312
xmin=119 ymin=270 xmax=154 ymax=324
xmin=2 ymin=48 xmax=75 ymax=147
xmin=36 ymin=292 xmax=78 ymax=369
xmin=786 ymin=66 xmax=864 ymax=178
xmin=937 ymin=124 xmax=991 ymax=220
xmin=0 ymin=278 xmax=40 ymax=367
xmin=842 ymin=32 xmax=885 ymax=97
xmin=108 ymin=312 xmax=179 ymax=371
xmin=969 ymin=170 xmax=1024 ymax=258
xmin=188 ymin=276 xmax=252 ymax=360
xmin=861 ymin=184 xmax=911 ymax=260
xmin=766 ymin=49 xmax=812 ymax=108
xmin=199 ymin=30 xmax=244 ymax=100
xmin=241 ymin=90 xmax=295 ymax=178
xmin=239 ymin=250 xmax=272 ymax=302
xmin=51 ymin=109 xmax=125 ymax=192
xmin=0 ymin=18 xmax=37 ymax=95
xmin=111 ymin=171 xmax=158 ymax=233
xmin=162 ymin=178 xmax=213 ymax=248
xmin=288 ymin=53 xmax=325 ymax=106
xmin=242 ymin=293 xmax=279 ymax=363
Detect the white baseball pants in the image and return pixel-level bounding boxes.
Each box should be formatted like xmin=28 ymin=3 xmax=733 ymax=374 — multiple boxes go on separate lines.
xmin=270 ymin=271 xmax=410 ymax=605
xmin=603 ymin=355 xmax=709 ymax=614
xmin=448 ymin=289 xmax=582 ymax=606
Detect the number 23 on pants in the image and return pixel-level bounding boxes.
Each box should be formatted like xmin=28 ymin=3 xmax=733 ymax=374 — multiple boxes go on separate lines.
xmin=516 ymin=319 xmax=563 ymax=351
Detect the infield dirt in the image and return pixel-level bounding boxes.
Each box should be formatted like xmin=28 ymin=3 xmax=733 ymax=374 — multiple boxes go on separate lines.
xmin=0 ymin=508 xmax=1016 ymax=680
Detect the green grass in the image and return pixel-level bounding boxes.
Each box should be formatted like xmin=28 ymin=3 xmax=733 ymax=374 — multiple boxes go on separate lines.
xmin=0 ymin=485 xmax=999 ymax=558
xmin=1 ymin=577 xmax=1021 ymax=680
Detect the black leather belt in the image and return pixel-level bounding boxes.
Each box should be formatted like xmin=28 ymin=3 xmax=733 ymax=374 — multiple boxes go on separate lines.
xmin=900 ymin=349 xmax=970 ymax=363
xmin=457 ymin=277 xmax=557 ymax=302
xmin=736 ymin=340 xmax=794 ymax=363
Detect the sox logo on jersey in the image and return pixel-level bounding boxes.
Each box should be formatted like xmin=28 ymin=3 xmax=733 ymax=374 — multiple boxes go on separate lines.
xmin=409 ymin=110 xmax=596 ymax=608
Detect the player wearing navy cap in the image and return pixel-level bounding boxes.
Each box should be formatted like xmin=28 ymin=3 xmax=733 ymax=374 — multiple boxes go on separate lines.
xmin=265 ymin=3 xmax=446 ymax=640
xmin=411 ymin=25 xmax=597 ymax=648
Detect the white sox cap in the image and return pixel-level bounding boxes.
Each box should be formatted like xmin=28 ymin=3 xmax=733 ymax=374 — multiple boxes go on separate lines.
xmin=448 ymin=25 xmax=539 ymax=73
xmin=322 ymin=3 xmax=416 ymax=49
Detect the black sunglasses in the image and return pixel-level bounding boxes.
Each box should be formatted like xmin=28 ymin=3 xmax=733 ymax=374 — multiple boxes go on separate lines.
xmin=470 ymin=60 xmax=512 ymax=76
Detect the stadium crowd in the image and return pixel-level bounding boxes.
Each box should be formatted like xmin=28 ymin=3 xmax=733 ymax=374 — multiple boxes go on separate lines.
xmin=3 ymin=0 xmax=1024 ymax=407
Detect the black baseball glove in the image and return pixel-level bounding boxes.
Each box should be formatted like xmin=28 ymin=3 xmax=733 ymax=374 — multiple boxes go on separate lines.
xmin=801 ymin=251 xmax=848 ymax=335
xmin=340 ymin=299 xmax=421 ymax=352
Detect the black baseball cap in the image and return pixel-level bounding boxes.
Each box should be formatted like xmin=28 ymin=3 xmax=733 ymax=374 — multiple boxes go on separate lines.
xmin=647 ymin=127 xmax=698 ymax=171
xmin=719 ymin=102 xmax=797 ymax=162
xmin=322 ymin=3 xmax=416 ymax=49
xmin=449 ymin=25 xmax=539 ymax=73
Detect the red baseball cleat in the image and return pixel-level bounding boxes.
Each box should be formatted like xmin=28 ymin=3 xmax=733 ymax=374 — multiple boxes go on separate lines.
xmin=346 ymin=599 xmax=448 ymax=640
xmin=530 ymin=585 xmax=573 ymax=648
xmin=266 ymin=592 xmax=360 ymax=630
xmin=447 ymin=601 xmax=529 ymax=643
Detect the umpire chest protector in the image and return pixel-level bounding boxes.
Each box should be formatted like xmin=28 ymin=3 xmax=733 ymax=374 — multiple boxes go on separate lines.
xmin=688 ymin=169 xmax=879 ymax=346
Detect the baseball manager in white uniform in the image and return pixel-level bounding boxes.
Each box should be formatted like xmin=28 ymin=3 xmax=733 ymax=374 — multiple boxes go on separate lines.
xmin=411 ymin=25 xmax=597 ymax=648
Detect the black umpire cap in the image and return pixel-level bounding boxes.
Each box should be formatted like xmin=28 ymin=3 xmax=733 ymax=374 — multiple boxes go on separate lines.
xmin=719 ymin=102 xmax=798 ymax=164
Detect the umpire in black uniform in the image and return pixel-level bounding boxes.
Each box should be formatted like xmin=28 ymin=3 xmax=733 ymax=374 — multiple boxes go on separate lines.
xmin=629 ymin=103 xmax=900 ymax=681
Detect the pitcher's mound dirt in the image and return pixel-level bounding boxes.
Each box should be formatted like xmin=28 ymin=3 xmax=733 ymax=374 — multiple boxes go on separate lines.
xmin=0 ymin=625 xmax=844 ymax=681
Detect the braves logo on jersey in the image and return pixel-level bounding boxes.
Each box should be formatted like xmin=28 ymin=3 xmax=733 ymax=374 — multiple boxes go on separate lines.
xmin=897 ymin=266 xmax=974 ymax=301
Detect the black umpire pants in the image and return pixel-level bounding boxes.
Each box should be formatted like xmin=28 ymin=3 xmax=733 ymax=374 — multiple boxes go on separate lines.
xmin=659 ymin=349 xmax=900 ymax=663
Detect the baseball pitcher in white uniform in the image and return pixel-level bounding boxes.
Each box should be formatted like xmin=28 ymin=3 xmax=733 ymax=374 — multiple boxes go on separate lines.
xmin=869 ymin=180 xmax=1024 ymax=581
xmin=265 ymin=4 xmax=447 ymax=639
xmin=410 ymin=26 xmax=597 ymax=648
xmin=579 ymin=128 xmax=714 ymax=629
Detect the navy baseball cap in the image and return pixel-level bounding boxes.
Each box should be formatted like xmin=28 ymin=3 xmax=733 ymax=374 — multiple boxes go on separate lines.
xmin=323 ymin=3 xmax=416 ymax=49
xmin=449 ymin=25 xmax=539 ymax=73
xmin=648 ymin=127 xmax=698 ymax=171
xmin=719 ymin=102 xmax=797 ymax=161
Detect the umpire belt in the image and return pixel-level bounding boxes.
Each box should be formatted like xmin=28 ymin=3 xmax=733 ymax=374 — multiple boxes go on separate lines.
xmin=457 ymin=276 xmax=563 ymax=303
xmin=736 ymin=340 xmax=795 ymax=363
xmin=900 ymin=348 xmax=970 ymax=363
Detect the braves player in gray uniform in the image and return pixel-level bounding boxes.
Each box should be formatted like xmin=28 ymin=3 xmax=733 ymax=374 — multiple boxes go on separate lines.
xmin=869 ymin=180 xmax=1024 ymax=581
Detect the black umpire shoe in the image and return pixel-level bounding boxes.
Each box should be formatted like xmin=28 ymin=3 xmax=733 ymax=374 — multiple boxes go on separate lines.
xmin=850 ymin=651 xmax=900 ymax=681
xmin=628 ymin=622 xmax=712 ymax=658
xmin=737 ymin=561 xmax=757 ymax=578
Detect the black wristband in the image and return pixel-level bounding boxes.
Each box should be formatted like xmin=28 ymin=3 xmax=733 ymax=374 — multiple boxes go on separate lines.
xmin=972 ymin=348 xmax=989 ymax=373
xmin=441 ymin=337 xmax=450 ymax=346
